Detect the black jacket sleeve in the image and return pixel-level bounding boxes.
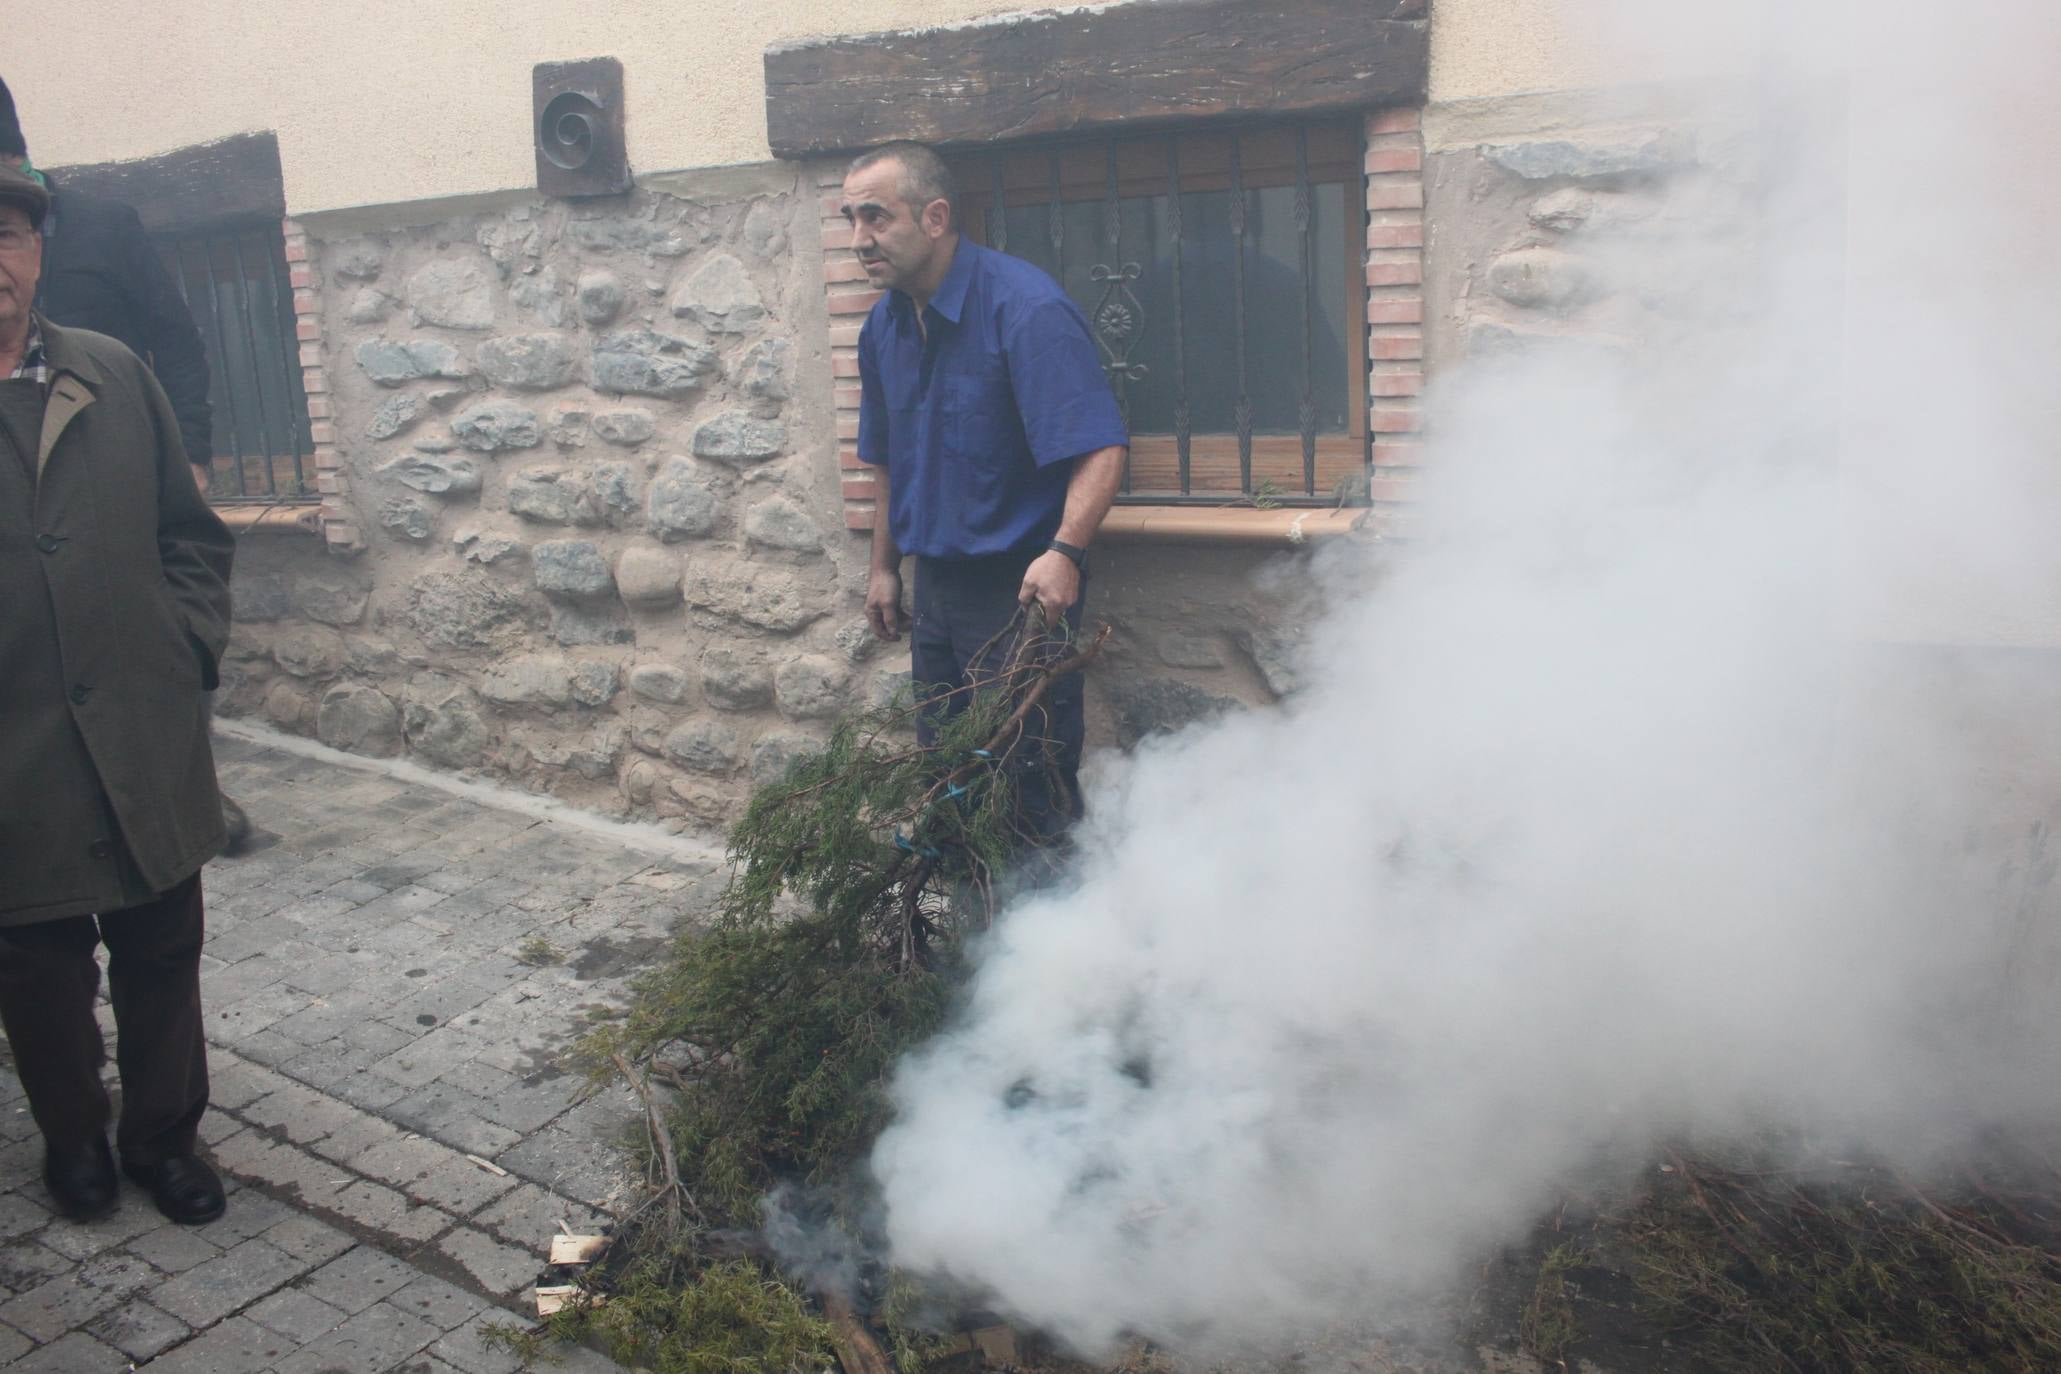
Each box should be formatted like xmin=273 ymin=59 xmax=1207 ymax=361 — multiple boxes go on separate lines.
xmin=141 ymin=360 xmax=234 ymax=687
xmin=114 ymin=204 xmax=215 ymax=469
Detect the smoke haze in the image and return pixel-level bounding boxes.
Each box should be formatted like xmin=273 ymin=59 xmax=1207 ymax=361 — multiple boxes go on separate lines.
xmin=869 ymin=0 xmax=2061 ymax=1357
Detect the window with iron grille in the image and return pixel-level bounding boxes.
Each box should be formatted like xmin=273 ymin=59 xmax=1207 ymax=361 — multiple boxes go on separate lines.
xmin=156 ymin=226 xmax=315 ymax=502
xmin=957 ymin=119 xmax=1369 ymax=506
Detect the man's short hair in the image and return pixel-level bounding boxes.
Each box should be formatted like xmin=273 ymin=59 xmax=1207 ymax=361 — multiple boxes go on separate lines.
xmin=848 ymin=142 xmax=958 ymax=228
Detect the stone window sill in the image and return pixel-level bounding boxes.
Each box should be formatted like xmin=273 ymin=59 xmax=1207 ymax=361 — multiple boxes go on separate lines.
xmin=1097 ymin=504 xmax=1370 ymax=547
xmin=215 ymin=503 xmax=324 ymax=535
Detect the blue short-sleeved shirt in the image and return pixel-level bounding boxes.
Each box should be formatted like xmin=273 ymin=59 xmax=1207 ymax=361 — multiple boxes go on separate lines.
xmin=857 ymin=241 xmax=1128 ymax=559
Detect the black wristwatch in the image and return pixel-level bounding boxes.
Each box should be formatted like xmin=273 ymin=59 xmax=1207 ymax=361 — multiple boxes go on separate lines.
xmin=1047 ymin=538 xmax=1087 ymax=568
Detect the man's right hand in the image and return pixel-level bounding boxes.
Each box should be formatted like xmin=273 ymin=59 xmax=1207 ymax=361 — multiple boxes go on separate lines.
xmin=865 ymin=567 xmax=907 ymax=642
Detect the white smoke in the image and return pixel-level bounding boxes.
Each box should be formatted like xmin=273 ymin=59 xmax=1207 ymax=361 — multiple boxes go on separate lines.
xmin=869 ymin=0 xmax=2061 ymax=1357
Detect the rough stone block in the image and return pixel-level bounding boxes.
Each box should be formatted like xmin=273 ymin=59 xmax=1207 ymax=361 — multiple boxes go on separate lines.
xmin=379 ymin=452 xmax=482 ymax=496
xmin=403 ymin=673 xmax=494 ymax=767
xmin=570 ymin=660 xmax=618 ymax=707
xmin=531 ymin=540 xmax=614 ymax=600
xmin=478 ymin=655 xmax=575 ymax=708
xmin=671 ymin=252 xmax=766 ymax=333
xmin=453 ymin=528 xmax=523 ymax=565
xmin=273 ymin=625 xmax=347 ymax=679
xmin=691 ymin=411 xmax=786 ymax=466
xmin=627 ymin=662 xmax=689 ymax=704
xmin=683 ymin=564 xmax=824 ymax=633
xmin=645 ymin=458 xmax=721 ymax=541
xmin=751 ymin=731 xmax=820 ymax=786
xmin=477 ymin=332 xmax=579 ymax=390
xmin=735 ymin=337 xmax=792 ymax=402
xmin=356 ymin=338 xmax=468 ymax=387
xmin=774 ymin=655 xmax=850 ymax=720
xmin=587 ymin=408 xmax=652 ymax=449
xmin=366 ymin=392 xmax=424 ymax=440
xmin=452 ymin=400 xmax=542 ymax=452
xmin=590 ymin=328 xmax=715 ymax=398
xmin=505 ymin=467 xmax=584 ymax=525
xmin=317 ymin=684 xmax=403 ymax=756
xmin=700 ymin=646 xmax=771 ymax=710
xmin=380 ymin=495 xmax=438 ymax=541
xmin=575 ymin=269 xmax=624 ymax=326
xmin=408 ymin=259 xmax=496 ymax=331
xmin=744 ymin=494 xmax=823 ymax=553
xmin=662 ymin=720 xmax=740 ymax=774
xmin=614 ymin=546 xmax=682 ymax=607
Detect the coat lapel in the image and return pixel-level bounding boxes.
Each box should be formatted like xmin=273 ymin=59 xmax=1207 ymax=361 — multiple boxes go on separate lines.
xmin=38 ymin=374 xmax=93 ymax=480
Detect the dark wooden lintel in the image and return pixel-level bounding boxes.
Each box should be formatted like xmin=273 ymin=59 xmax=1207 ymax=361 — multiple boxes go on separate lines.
xmin=765 ymin=0 xmax=1429 ymax=159
xmin=45 ymin=131 xmax=285 ymax=237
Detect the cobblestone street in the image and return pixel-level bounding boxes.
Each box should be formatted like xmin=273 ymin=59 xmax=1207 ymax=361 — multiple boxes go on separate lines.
xmin=0 ymin=723 xmax=729 ymax=1372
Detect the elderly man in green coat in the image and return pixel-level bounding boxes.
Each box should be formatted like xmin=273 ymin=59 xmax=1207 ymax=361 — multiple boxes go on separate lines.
xmin=0 ymin=163 xmax=234 ymax=1225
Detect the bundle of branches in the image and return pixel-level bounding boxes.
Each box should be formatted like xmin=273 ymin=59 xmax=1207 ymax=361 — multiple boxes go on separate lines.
xmin=1518 ymin=1133 xmax=2061 ymax=1373
xmin=561 ymin=608 xmax=1107 ymax=1372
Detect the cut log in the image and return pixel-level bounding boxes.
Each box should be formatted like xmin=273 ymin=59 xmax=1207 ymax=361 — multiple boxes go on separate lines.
xmin=821 ymin=1291 xmax=897 ymax=1374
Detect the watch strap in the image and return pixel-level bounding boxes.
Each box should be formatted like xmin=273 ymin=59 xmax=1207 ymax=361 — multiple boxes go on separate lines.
xmin=1047 ymin=538 xmax=1087 ymax=568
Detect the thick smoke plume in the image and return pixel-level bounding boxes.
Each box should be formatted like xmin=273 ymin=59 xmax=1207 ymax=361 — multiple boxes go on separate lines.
xmin=869 ymin=0 xmax=2061 ymax=1357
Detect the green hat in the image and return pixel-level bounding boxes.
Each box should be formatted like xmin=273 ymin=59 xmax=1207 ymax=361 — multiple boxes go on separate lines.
xmin=0 ymin=160 xmax=48 ymax=230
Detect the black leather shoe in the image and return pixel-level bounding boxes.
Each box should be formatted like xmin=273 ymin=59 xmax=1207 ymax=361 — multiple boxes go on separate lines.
xmin=44 ymin=1135 xmax=119 ymax=1222
xmin=122 ymin=1153 xmax=226 ymax=1225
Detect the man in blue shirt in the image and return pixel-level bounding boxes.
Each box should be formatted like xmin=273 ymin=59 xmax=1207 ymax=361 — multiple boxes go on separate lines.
xmin=845 ymin=142 xmax=1127 ymax=837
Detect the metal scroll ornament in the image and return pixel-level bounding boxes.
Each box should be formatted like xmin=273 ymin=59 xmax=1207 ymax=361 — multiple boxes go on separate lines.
xmin=1090 ymin=261 xmax=1148 ymax=398
xmin=539 ymin=93 xmax=600 ymax=172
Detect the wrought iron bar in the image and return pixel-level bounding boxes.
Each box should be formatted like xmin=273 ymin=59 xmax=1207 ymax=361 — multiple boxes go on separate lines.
xmin=1229 ymin=134 xmax=1253 ymax=493
xmin=258 ymin=232 xmax=310 ymax=493
xmin=1047 ymin=152 xmax=1064 ymax=281
xmin=1168 ymin=135 xmax=1190 ymax=496
xmin=990 ymin=157 xmax=1008 ymax=254
xmin=1295 ymin=125 xmax=1317 ymax=497
xmin=1107 ymin=145 xmax=1131 ymax=492
xmin=183 ymin=240 xmax=248 ymax=496
xmin=227 ymin=233 xmax=282 ymax=496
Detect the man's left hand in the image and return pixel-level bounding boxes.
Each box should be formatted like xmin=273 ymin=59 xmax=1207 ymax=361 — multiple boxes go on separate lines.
xmin=1018 ymin=549 xmax=1081 ymax=624
xmin=190 ymin=464 xmax=210 ymax=496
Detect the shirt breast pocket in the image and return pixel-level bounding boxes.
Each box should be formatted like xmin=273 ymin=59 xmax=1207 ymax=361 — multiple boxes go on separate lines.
xmin=943 ymin=371 xmax=1017 ymax=464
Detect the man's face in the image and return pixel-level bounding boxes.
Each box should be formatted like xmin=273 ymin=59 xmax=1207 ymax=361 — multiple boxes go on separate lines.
xmin=840 ymin=158 xmax=947 ymax=293
xmin=0 ymin=204 xmax=41 ymax=336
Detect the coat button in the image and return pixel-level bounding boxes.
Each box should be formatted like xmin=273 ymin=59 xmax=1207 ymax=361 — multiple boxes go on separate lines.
xmin=89 ymin=840 xmax=113 ymax=860
xmin=36 ymin=534 xmax=62 ymax=554
xmin=69 ymin=684 xmax=92 ymax=705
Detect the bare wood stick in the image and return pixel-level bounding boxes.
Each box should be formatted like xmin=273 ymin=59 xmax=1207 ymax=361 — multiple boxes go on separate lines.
xmin=821 ymin=1291 xmax=897 ymax=1374
xmin=612 ymin=1050 xmax=701 ymax=1224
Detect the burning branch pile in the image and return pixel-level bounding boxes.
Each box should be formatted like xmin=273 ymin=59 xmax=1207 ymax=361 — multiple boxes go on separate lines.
xmin=554 ymin=609 xmax=1104 ymax=1372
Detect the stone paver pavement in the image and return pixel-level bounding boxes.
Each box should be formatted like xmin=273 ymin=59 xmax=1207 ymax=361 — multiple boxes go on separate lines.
xmin=0 ymin=724 xmax=730 ymax=1370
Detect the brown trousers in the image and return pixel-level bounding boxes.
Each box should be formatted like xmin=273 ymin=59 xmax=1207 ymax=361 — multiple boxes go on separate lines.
xmin=0 ymin=873 xmax=210 ymax=1164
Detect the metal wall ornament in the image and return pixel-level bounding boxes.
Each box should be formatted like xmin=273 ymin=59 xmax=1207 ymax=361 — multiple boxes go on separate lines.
xmin=533 ymin=57 xmax=630 ymax=198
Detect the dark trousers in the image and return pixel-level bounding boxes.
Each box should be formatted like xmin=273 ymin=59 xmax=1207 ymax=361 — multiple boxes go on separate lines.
xmin=912 ymin=551 xmax=1087 ymax=845
xmin=0 ymin=874 xmax=210 ymax=1164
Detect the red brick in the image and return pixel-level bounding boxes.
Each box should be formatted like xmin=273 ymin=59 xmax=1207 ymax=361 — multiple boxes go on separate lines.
xmin=1369 ymin=332 xmax=1423 ymax=359
xmin=301 ymin=368 xmax=329 ymax=394
xmin=1372 ymin=440 xmax=1424 ymax=467
xmin=283 ymin=238 xmax=308 ymax=263
xmin=834 ymin=384 xmax=862 ymax=409
xmin=1366 ymin=180 xmax=1423 ymax=211
xmin=1366 ymin=222 xmax=1425 ymax=249
xmin=1367 ymin=298 xmax=1423 ymax=325
xmin=844 ymin=505 xmax=878 ymax=531
xmin=298 ymin=343 xmax=324 ymax=367
xmin=828 ymin=322 xmax=863 ymax=348
xmin=1363 ymin=146 xmax=1422 ymax=175
xmin=304 ymin=394 xmax=333 ymax=419
xmin=1365 ymin=261 xmax=1422 ymax=287
xmin=820 ymin=192 xmax=846 ymax=217
xmin=835 ymin=412 xmax=860 ymax=439
xmin=293 ymin=288 xmax=321 ymax=315
xmin=1367 ymin=474 xmax=1418 ymax=502
xmin=839 ymin=445 xmax=868 ymax=470
xmin=288 ymin=264 xmax=316 ymax=290
xmin=826 ymin=289 xmax=883 ymax=316
xmin=823 ymin=257 xmax=868 ymax=284
xmin=1370 ymin=404 xmax=1421 ymax=434
xmin=1367 ymin=107 xmax=1421 ymax=134
xmin=1369 ymin=369 xmax=1423 ymax=396
xmin=842 ymin=476 xmax=878 ymax=502
xmin=308 ymin=421 xmax=337 ymax=445
xmin=294 ymin=317 xmax=321 ymax=342
xmin=831 ymin=352 xmax=861 ymax=378
xmin=316 ymin=472 xmax=342 ymax=494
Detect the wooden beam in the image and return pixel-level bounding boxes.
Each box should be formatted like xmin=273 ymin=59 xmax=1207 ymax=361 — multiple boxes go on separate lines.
xmin=765 ymin=0 xmax=1428 ymax=159
xmin=44 ymin=132 xmax=285 ymax=236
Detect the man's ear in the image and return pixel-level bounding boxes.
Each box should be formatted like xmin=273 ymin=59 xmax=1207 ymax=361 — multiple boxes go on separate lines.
xmin=922 ymin=197 xmax=952 ymax=240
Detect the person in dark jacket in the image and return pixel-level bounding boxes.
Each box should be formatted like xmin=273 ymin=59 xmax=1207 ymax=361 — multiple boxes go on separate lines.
xmin=1 ymin=73 xmax=251 ymax=851
xmin=0 ymin=163 xmax=235 ymax=1226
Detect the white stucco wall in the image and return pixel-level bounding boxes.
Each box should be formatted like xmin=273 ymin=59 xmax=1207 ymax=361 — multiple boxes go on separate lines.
xmin=13 ymin=0 xmax=1611 ymax=214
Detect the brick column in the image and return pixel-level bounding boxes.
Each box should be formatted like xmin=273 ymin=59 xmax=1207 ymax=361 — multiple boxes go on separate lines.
xmin=1363 ymin=107 xmax=1426 ymax=519
xmin=285 ymin=217 xmax=362 ymax=554
xmin=810 ymin=163 xmax=886 ymax=534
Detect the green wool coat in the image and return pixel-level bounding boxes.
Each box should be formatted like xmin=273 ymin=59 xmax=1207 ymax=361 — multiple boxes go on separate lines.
xmin=0 ymin=316 xmax=234 ymax=926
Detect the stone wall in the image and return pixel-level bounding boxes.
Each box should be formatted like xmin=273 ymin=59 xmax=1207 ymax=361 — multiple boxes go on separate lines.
xmin=218 ymin=161 xmax=1332 ymax=825
xmin=218 ymin=165 xmax=881 ymax=828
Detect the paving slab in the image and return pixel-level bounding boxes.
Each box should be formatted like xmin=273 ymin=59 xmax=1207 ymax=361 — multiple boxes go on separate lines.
xmin=0 ymin=727 xmax=730 ymax=1369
